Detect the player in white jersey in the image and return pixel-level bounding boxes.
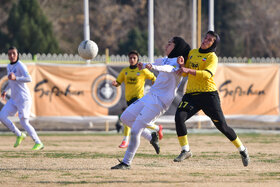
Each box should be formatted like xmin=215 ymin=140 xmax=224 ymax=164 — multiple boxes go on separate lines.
xmin=0 ymin=47 xmax=44 ymax=150
xmin=111 ymin=37 xmax=191 ymax=169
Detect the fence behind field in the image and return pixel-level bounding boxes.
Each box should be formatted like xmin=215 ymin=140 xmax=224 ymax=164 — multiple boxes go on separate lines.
xmin=1 ymin=52 xmax=280 ymax=64
xmin=0 ymin=53 xmax=279 ymax=131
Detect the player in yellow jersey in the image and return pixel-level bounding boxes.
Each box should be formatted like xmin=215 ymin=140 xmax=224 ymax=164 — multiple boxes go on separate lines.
xmin=174 ymin=31 xmax=250 ymax=167
xmin=112 ymin=50 xmax=163 ymax=148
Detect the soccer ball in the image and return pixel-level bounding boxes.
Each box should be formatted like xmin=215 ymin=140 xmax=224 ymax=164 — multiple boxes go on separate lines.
xmin=78 ymin=40 xmax=98 ymax=60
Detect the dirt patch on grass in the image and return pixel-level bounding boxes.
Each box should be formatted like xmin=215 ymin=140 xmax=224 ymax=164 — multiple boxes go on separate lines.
xmin=0 ymin=133 xmax=280 ymax=186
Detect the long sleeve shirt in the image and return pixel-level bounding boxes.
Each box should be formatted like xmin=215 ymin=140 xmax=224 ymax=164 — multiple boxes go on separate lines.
xmin=143 ymin=57 xmax=182 ymax=107
xmin=6 ymin=60 xmax=32 ymax=103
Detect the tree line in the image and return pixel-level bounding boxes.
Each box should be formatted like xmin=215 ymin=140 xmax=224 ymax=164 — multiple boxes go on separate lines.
xmin=0 ymin=0 xmax=279 ymax=58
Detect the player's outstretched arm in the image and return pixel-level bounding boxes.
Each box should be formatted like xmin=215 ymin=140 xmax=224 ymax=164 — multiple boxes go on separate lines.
xmin=112 ymin=80 xmax=120 ymax=87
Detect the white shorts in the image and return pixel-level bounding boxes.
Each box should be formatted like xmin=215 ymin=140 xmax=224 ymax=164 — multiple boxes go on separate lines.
xmin=124 ymin=92 xmax=168 ymax=126
xmin=1 ymin=99 xmax=31 ymax=119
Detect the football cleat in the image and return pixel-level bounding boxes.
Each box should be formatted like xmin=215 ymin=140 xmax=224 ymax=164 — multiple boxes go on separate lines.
xmin=240 ymin=148 xmax=250 ymax=167
xmin=32 ymin=143 xmax=44 ymax=151
xmin=111 ymin=160 xmax=130 ymax=170
xmin=14 ymin=133 xmax=26 ymax=148
xmin=150 ymin=132 xmax=160 ymax=154
xmin=174 ymin=150 xmax=192 ymax=162
xmin=158 ymin=125 xmax=163 ymax=140
xmin=119 ymin=140 xmax=128 ymax=148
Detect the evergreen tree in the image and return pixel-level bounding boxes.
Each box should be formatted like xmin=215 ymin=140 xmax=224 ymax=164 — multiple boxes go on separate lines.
xmin=118 ymin=28 xmax=159 ymax=56
xmin=0 ymin=31 xmax=10 ymax=52
xmin=6 ymin=0 xmax=59 ymax=54
xmin=214 ymin=0 xmax=242 ymax=57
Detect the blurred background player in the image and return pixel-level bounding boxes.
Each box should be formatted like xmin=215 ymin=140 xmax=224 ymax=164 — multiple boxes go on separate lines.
xmin=112 ymin=50 xmax=163 ymax=148
xmin=0 ymin=46 xmax=44 ymax=150
xmin=174 ymin=31 xmax=249 ymax=166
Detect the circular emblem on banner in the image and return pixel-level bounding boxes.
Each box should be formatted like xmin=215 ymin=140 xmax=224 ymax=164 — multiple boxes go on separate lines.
xmin=91 ymin=74 xmax=122 ymax=108
xmin=0 ymin=76 xmax=10 ymax=105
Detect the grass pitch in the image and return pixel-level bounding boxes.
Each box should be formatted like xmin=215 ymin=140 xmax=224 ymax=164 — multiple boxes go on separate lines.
xmin=0 ymin=132 xmax=280 ymax=186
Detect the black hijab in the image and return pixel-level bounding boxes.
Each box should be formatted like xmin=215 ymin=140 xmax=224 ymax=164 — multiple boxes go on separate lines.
xmin=168 ymin=36 xmax=191 ymax=63
xmin=199 ymin=31 xmax=220 ymax=53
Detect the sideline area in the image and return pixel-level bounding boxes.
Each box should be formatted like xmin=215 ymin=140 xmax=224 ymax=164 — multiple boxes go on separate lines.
xmin=0 ymin=115 xmax=279 ymax=132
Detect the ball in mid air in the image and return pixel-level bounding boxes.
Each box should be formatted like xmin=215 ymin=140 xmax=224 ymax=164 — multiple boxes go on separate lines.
xmin=78 ymin=40 xmax=98 ymax=60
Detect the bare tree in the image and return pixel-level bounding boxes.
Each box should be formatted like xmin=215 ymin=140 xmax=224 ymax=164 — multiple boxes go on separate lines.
xmin=1 ymin=0 xmax=280 ymax=57
xmin=234 ymin=0 xmax=280 ymax=57
xmin=154 ymin=0 xmax=192 ymax=54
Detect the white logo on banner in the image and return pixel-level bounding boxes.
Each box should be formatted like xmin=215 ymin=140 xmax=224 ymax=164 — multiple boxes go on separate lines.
xmin=91 ymin=74 xmax=121 ymax=108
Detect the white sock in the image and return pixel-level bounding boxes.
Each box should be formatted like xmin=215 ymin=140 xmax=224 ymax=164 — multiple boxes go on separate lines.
xmin=154 ymin=125 xmax=159 ymax=132
xmin=141 ymin=128 xmax=152 ymax=141
xmin=182 ymin=145 xmax=190 ymax=151
xmin=123 ymin=136 xmax=129 ymax=142
xmin=238 ymin=145 xmax=246 ymax=152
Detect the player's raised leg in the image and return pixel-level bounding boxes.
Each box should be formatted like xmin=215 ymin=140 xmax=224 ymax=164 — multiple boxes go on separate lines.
xmin=205 ymin=107 xmax=250 ymax=167
xmin=147 ymin=124 xmax=163 ymax=140
xmin=232 ymin=136 xmax=250 ymax=166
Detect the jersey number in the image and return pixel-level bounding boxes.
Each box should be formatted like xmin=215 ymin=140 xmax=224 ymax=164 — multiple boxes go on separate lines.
xmin=178 ymin=101 xmax=188 ymax=108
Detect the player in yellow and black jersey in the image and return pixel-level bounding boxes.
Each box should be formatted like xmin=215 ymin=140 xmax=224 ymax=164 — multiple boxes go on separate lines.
xmin=174 ymin=31 xmax=250 ymax=167
xmin=112 ymin=51 xmax=162 ymax=148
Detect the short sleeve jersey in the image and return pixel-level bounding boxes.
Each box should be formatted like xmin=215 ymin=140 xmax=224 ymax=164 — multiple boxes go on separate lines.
xmin=116 ymin=67 xmax=156 ymax=101
xmin=185 ymin=49 xmax=218 ymax=93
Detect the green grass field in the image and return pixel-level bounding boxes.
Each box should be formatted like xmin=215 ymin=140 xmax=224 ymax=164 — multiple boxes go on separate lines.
xmin=0 ymin=132 xmax=280 ymax=186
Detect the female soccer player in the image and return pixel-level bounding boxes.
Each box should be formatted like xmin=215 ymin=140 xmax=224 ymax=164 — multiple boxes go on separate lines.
xmin=111 ymin=37 xmax=191 ymax=169
xmin=173 ymin=31 xmax=249 ymax=167
xmin=112 ymin=50 xmax=162 ymax=149
xmin=0 ymin=47 xmax=44 ymax=150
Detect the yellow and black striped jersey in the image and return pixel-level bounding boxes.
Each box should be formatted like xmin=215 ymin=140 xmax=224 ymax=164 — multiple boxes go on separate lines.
xmin=184 ymin=49 xmax=218 ymax=93
xmin=116 ymin=67 xmax=156 ymax=101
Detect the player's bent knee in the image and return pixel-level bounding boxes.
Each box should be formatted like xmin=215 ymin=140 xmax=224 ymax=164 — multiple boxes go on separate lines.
xmin=175 ymin=111 xmax=185 ymax=126
xmin=120 ymin=111 xmax=135 ymax=127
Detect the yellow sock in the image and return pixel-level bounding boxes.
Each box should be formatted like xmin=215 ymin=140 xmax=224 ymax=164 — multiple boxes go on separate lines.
xmin=123 ymin=125 xmax=130 ymax=136
xmin=123 ymin=125 xmax=131 ymax=137
xmin=178 ymin=135 xmax=188 ymax=147
xmin=231 ymin=137 xmax=245 ymax=151
xmin=147 ymin=124 xmax=160 ymax=131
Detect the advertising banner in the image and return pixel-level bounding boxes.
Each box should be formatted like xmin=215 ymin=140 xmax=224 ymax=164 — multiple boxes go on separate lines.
xmin=215 ymin=64 xmax=279 ymax=115
xmin=33 ymin=64 xmax=111 ymax=116
xmin=0 ymin=63 xmax=278 ymax=117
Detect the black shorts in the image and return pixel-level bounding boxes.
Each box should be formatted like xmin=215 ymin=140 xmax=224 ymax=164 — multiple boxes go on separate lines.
xmin=126 ymin=97 xmax=139 ymax=106
xmin=176 ymin=91 xmax=237 ymax=141
xmin=177 ymin=91 xmax=223 ymax=116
